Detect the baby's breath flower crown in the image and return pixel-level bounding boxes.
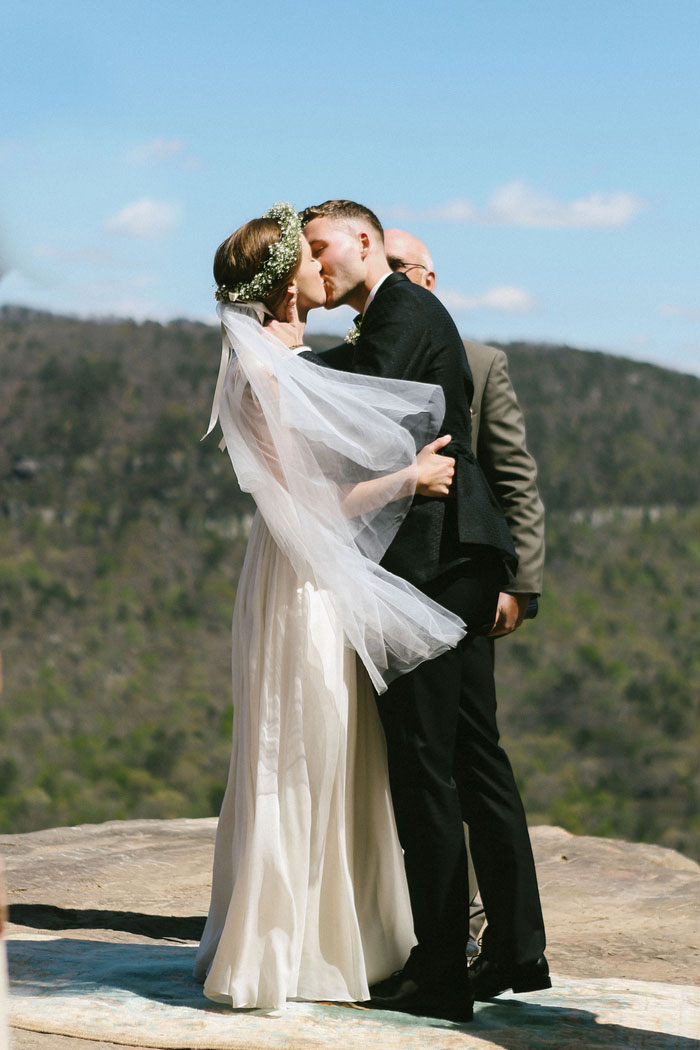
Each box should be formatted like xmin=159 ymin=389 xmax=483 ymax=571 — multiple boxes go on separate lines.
xmin=215 ymin=202 xmax=302 ymax=304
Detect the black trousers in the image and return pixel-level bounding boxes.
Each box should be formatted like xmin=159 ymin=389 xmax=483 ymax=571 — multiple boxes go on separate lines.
xmin=376 ymin=560 xmax=546 ymax=971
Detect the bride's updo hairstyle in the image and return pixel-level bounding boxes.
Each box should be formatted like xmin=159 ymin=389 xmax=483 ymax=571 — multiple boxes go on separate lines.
xmin=214 ymin=204 xmax=302 ymax=316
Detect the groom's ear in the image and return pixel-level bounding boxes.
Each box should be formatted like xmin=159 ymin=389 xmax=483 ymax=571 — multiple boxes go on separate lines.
xmin=358 ymin=231 xmax=371 ymax=259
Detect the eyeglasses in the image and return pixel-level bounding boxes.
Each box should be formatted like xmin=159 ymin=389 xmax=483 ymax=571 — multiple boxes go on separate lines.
xmin=387 ymin=258 xmax=428 ymax=276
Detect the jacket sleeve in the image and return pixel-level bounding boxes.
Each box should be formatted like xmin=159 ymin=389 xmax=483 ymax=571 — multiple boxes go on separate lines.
xmin=299 ymin=343 xmax=355 ymax=371
xmin=477 ymin=350 xmax=545 ymax=595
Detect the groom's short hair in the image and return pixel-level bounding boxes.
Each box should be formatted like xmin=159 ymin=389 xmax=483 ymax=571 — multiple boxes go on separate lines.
xmin=300 ymin=200 xmax=384 ymax=240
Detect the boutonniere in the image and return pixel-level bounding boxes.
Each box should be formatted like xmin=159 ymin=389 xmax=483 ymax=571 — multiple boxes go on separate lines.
xmin=345 ymin=316 xmax=362 ymax=345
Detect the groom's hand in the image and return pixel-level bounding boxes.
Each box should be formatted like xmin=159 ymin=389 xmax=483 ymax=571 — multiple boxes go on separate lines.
xmin=488 ymin=592 xmax=531 ymax=637
xmin=416 ymin=434 xmax=455 ymax=497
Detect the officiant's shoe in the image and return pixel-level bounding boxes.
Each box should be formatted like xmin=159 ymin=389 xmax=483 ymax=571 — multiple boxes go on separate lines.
xmin=365 ymin=961 xmax=473 ymax=1023
xmin=468 ymin=953 xmax=551 ymax=1001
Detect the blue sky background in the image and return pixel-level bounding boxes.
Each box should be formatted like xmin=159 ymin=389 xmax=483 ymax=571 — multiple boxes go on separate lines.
xmin=2 ymin=0 xmax=699 ymax=375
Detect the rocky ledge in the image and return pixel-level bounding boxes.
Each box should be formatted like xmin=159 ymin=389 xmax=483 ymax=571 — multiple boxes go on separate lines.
xmin=2 ymin=820 xmax=699 ymax=1049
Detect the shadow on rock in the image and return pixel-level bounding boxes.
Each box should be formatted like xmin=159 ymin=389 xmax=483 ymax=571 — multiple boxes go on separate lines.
xmin=9 ymin=903 xmax=205 ymax=941
xmin=471 ymin=997 xmax=699 ymax=1050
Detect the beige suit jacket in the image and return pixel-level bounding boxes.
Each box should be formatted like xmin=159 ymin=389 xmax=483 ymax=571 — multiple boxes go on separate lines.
xmin=464 ymin=340 xmax=545 ymax=595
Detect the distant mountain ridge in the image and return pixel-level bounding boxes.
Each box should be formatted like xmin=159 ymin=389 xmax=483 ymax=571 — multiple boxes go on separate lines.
xmin=2 ymin=305 xmax=699 ymax=515
xmin=1 ymin=306 xmax=698 ymax=860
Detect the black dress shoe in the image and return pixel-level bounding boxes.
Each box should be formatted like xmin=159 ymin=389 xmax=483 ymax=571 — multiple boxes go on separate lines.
xmin=468 ymin=953 xmax=551 ymax=1001
xmin=367 ymin=948 xmax=422 ymax=1000
xmin=366 ymin=964 xmax=474 ymax=1023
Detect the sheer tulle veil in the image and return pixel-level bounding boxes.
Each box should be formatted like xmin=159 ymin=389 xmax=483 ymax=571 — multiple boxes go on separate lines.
xmin=204 ymin=302 xmax=465 ymax=692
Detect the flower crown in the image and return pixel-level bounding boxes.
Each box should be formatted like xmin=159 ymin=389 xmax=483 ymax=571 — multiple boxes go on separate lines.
xmin=215 ymin=202 xmax=302 ymax=304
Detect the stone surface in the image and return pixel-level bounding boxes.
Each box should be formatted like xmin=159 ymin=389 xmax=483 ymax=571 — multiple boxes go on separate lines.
xmin=2 ymin=819 xmax=699 ymax=1049
xmin=527 ymin=825 xmax=700 ymax=987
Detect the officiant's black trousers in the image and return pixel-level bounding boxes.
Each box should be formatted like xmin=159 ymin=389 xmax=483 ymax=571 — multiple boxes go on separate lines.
xmin=376 ymin=559 xmax=546 ymax=972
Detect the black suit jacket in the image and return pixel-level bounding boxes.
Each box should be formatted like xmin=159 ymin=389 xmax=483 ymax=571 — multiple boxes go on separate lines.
xmin=302 ymin=272 xmax=517 ymax=587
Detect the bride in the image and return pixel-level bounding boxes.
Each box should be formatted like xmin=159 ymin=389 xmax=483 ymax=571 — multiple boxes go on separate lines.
xmin=193 ymin=203 xmax=465 ymax=1010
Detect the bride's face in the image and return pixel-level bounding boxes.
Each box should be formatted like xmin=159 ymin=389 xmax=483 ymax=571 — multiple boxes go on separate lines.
xmin=292 ymin=236 xmax=326 ymax=312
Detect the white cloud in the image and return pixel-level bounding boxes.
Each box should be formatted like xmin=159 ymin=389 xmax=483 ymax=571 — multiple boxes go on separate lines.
xmin=438 ymin=285 xmax=537 ymax=314
xmin=426 ymin=199 xmax=477 ymax=222
xmin=658 ymin=302 xmax=700 ymax=322
xmin=130 ymin=138 xmax=184 ymax=162
xmin=128 ymin=138 xmax=201 ymax=169
xmin=105 ymin=199 xmax=181 ymax=240
xmin=392 ymin=181 xmax=645 ymax=230
xmin=484 ymin=181 xmax=644 ymax=229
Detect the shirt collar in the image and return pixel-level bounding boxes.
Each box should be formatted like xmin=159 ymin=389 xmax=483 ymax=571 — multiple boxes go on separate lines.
xmin=363 ymin=271 xmax=392 ymax=315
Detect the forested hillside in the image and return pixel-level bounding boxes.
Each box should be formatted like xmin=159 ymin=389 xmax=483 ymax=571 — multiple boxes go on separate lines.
xmin=1 ymin=307 xmax=699 ymax=858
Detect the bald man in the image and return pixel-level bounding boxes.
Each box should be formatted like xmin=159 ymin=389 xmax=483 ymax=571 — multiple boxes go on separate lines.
xmin=384 ymin=229 xmax=545 ymax=623
xmin=384 ymin=228 xmax=548 ymax=1002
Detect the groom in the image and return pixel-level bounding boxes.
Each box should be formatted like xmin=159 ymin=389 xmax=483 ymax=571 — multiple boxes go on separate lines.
xmin=287 ymin=200 xmax=545 ymax=1022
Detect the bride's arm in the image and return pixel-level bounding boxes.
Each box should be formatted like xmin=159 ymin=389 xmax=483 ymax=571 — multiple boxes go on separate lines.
xmin=242 ymin=383 xmax=454 ymax=517
xmin=340 ymin=434 xmax=455 ymax=517
xmin=227 ymin=323 xmax=454 ymax=515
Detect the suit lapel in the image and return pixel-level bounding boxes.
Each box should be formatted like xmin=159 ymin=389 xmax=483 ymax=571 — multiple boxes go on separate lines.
xmin=353 ymin=272 xmax=410 ymax=369
xmin=363 ymin=271 xmax=408 ymax=321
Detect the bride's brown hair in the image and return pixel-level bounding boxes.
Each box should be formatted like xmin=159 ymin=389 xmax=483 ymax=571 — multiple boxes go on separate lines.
xmin=214 ymin=217 xmax=302 ymax=316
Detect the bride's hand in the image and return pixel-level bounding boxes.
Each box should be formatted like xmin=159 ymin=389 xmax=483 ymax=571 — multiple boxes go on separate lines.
xmin=264 ymin=289 xmax=306 ymax=349
xmin=415 ymin=434 xmax=455 ymax=497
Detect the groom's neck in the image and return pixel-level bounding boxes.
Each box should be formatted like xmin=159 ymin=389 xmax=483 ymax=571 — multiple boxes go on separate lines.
xmin=348 ymin=259 xmax=392 ymax=314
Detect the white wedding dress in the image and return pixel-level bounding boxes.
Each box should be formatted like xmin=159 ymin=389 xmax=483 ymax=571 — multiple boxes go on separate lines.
xmin=193 ymin=513 xmax=416 ymax=1008
xmin=193 ymin=303 xmax=465 ymax=1009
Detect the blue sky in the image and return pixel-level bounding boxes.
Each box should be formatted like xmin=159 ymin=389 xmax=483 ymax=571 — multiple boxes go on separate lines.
xmin=2 ymin=0 xmax=699 ymax=375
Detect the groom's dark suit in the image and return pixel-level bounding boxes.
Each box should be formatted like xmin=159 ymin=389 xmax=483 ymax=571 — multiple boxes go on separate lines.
xmin=304 ymin=271 xmax=545 ymax=977
xmin=347 ymin=276 xmax=517 ymax=586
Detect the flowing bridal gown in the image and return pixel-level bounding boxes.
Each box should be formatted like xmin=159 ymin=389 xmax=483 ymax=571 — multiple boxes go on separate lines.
xmin=193 ymin=304 xmax=465 ymax=1009
xmin=193 ymin=513 xmax=417 ymax=1006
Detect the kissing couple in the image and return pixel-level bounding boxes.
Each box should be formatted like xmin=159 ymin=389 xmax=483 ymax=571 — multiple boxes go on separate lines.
xmin=194 ymin=199 xmax=548 ymax=1023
